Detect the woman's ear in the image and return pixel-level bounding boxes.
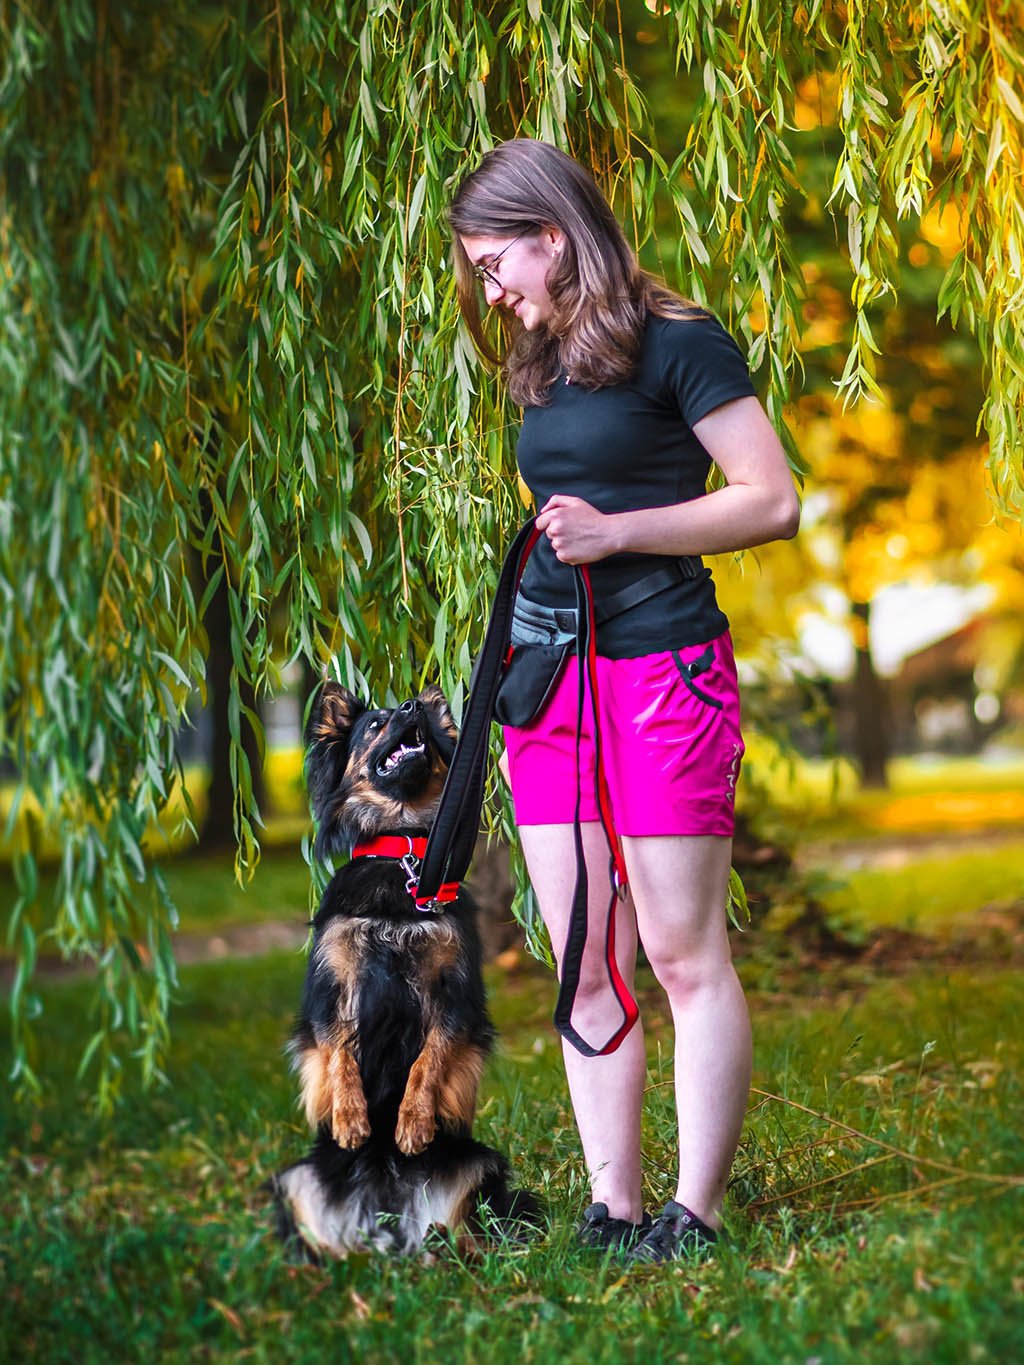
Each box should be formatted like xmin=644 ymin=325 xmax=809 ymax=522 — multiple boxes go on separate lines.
xmin=541 ymin=224 xmax=566 ymax=256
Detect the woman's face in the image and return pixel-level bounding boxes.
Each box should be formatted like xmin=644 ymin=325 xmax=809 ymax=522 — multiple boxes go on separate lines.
xmin=459 ymin=227 xmax=564 ymax=331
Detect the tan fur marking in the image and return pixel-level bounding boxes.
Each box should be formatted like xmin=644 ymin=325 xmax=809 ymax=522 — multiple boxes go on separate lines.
xmin=395 ymin=1026 xmax=450 ymax=1154
xmin=394 ymin=1030 xmax=484 ymax=1153
xmin=444 ymin=1179 xmax=480 ymax=1244
xmin=314 ymin=687 xmax=360 ymax=740
xmin=345 ymin=735 xmax=375 ymax=768
xmin=297 ymin=1043 xmax=332 ymax=1128
xmin=320 ymin=924 xmax=362 ymax=1014
xmin=437 ymin=1042 xmax=486 ymax=1128
xmin=299 ymin=920 xmax=368 ymax=1144
xmin=327 ymin=1043 xmax=370 ymax=1148
xmin=419 ymin=684 xmax=458 ymax=738
xmin=417 ymin=931 xmax=461 ymax=984
xmin=347 ymin=785 xmax=403 ymax=820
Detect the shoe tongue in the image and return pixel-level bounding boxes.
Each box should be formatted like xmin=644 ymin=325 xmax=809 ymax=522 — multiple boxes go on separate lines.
xmin=584 ymin=1202 xmax=610 ymax=1221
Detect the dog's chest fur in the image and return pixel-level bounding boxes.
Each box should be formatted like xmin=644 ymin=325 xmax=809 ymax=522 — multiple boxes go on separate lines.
xmin=316 ymin=913 xmax=462 ymax=1021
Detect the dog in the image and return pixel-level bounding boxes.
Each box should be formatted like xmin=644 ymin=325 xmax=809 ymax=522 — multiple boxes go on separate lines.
xmin=270 ymin=680 xmax=539 ymax=1259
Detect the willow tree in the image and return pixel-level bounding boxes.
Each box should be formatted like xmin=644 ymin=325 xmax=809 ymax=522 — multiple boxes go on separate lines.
xmin=2 ymin=0 xmax=1022 ymax=1103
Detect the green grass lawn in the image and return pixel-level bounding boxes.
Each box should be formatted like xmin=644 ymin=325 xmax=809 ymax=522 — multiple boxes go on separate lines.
xmin=3 ymin=755 xmax=1024 ymax=1360
xmin=4 ymin=750 xmax=1023 ymax=951
xmin=2 ymin=951 xmax=1021 ymax=1363
xmin=816 ymin=839 xmax=1024 ymax=935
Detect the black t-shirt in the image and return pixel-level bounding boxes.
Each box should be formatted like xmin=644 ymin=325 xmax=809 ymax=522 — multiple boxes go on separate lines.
xmin=515 ymin=312 xmax=757 ymax=658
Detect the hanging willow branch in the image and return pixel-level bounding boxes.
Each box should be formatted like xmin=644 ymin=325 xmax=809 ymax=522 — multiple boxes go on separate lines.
xmin=1 ymin=0 xmax=1021 ymax=1105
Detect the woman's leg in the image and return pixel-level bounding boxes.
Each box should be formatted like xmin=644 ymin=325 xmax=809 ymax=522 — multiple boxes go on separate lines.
xmin=623 ymin=833 xmax=751 ymax=1229
xmin=518 ymin=821 xmax=645 ymax=1223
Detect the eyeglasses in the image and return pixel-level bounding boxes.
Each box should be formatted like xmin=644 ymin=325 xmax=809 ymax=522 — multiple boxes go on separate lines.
xmin=471 ymin=229 xmax=531 ymax=289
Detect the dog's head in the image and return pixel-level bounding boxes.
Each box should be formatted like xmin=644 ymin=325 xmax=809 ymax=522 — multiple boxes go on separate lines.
xmin=305 ymin=681 xmax=458 ymax=858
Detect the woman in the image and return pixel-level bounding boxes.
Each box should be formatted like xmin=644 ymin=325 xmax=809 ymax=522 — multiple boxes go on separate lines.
xmin=448 ymin=140 xmax=799 ymax=1263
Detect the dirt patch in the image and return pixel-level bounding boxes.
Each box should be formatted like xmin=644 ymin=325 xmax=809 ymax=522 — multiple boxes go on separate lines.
xmin=0 ymin=920 xmax=310 ymax=991
xmin=855 ymin=898 xmax=1024 ymax=968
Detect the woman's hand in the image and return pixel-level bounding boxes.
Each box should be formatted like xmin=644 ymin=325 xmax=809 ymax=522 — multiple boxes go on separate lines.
xmin=535 ymin=494 xmax=619 ymax=564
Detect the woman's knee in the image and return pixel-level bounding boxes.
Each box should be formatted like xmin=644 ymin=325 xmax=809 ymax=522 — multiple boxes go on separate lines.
xmin=644 ymin=944 xmax=733 ymax=1002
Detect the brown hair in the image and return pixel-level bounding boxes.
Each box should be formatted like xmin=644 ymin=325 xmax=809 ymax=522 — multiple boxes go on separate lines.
xmin=447 ymin=139 xmax=705 ymax=407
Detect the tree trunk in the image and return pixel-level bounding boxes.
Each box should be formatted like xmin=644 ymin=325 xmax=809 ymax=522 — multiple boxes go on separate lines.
xmin=850 ymin=599 xmax=890 ymax=789
xmin=198 ymin=545 xmax=267 ymax=851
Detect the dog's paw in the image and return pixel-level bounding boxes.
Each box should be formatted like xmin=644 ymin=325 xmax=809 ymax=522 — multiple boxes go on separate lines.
xmin=331 ymin=1097 xmax=371 ymax=1149
xmin=395 ymin=1103 xmax=436 ymax=1155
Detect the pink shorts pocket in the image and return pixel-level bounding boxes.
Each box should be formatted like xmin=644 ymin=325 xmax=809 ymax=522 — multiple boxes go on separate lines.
xmin=671 ymin=642 xmax=725 ymax=710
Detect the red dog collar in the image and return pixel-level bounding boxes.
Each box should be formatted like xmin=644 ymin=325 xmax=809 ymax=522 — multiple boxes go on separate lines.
xmin=350 ymin=835 xmax=460 ymax=913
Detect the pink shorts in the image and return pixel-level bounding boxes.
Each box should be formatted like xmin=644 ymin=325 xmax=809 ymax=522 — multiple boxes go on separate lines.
xmin=504 ymin=631 xmax=744 ymax=837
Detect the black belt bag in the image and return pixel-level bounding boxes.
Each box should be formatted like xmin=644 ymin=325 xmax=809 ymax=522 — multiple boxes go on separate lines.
xmin=492 ymin=597 xmax=575 ymax=727
xmin=493 ymin=554 xmax=703 ymax=728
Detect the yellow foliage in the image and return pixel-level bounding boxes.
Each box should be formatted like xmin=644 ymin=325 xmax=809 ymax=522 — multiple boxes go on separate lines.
xmin=873 ymin=790 xmax=1024 ymax=832
xmin=712 ymin=536 xmax=812 ymax=648
xmin=798 ymin=271 xmax=847 ymax=350
xmin=792 ymin=71 xmax=838 ymax=131
xmin=919 ymin=203 xmax=965 ymax=262
xmin=970 ymin=520 xmax=1024 ymax=610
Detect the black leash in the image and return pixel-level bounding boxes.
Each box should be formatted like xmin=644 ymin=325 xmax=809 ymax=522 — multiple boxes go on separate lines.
xmin=417 ymin=519 xmax=640 ymax=1057
xmin=416 ymin=520 xmax=541 ymax=910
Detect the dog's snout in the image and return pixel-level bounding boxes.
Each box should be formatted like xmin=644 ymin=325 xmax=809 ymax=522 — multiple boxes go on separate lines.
xmin=399 ymin=698 xmax=420 ymax=716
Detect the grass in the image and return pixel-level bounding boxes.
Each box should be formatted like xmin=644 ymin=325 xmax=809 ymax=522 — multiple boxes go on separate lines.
xmin=3 ymin=754 xmax=1024 ymax=1359
xmin=0 ymin=847 xmax=317 ymax=947
xmin=2 ymin=951 xmax=1022 ymax=1362
xmin=5 ymin=826 xmax=1019 ymax=968
xmin=816 ymin=839 xmax=1024 ymax=935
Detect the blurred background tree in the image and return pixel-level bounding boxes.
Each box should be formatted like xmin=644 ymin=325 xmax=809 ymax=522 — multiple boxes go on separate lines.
xmin=2 ymin=0 xmax=1022 ymax=1103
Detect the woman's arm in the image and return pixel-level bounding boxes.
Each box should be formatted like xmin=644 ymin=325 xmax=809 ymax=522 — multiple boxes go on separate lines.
xmin=535 ymin=395 xmax=800 ymax=564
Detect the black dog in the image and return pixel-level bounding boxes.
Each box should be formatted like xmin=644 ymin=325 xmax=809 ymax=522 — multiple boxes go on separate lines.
xmin=271 ymin=681 xmax=538 ymax=1258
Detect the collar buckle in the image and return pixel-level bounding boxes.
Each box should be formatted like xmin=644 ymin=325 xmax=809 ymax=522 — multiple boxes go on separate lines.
xmin=399 ymin=849 xmax=420 ymax=896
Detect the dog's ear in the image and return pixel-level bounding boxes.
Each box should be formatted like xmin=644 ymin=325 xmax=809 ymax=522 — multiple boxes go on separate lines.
xmin=306 ymin=680 xmax=364 ymax=748
xmin=305 ymin=681 xmax=365 ymax=826
xmin=419 ymin=684 xmax=457 ymax=764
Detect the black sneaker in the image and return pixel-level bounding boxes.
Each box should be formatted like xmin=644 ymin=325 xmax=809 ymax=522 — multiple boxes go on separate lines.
xmin=576 ymin=1202 xmax=651 ymax=1251
xmin=625 ymin=1199 xmax=718 ymax=1265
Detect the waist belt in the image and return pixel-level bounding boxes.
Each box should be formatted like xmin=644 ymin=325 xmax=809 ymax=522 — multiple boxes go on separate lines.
xmin=511 ymin=555 xmax=703 ymax=645
xmin=418 ymin=519 xmax=649 ymax=1059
